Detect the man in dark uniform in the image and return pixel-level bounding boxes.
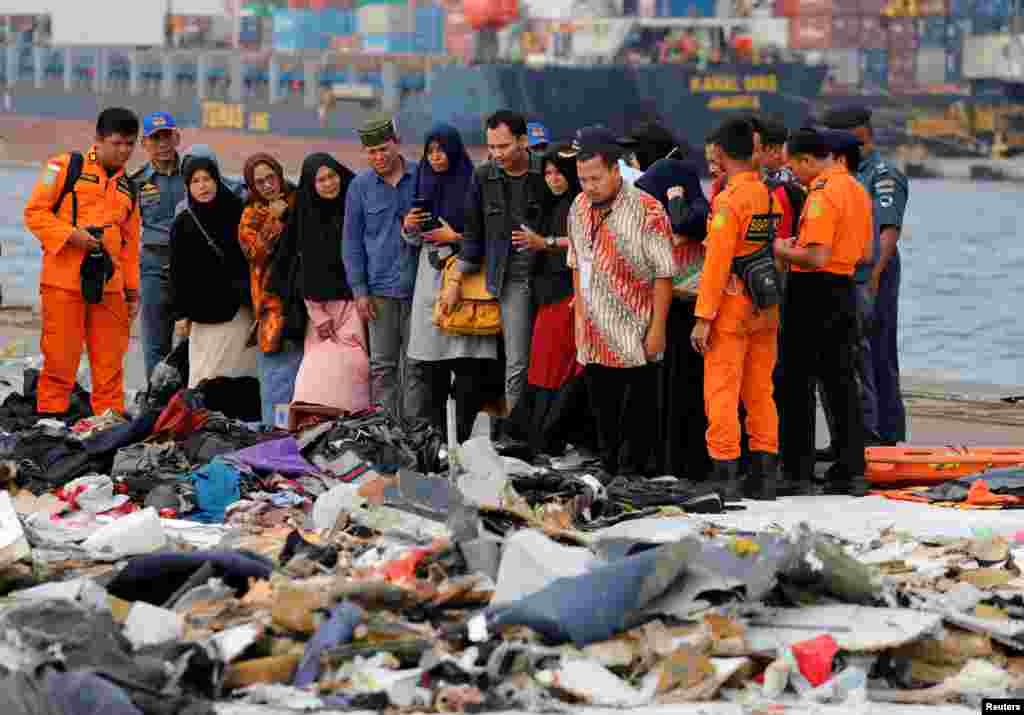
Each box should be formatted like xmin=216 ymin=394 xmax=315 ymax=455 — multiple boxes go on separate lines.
xmin=823 ymin=107 xmax=910 ymax=446
xmin=130 ymin=112 xmax=185 ymax=384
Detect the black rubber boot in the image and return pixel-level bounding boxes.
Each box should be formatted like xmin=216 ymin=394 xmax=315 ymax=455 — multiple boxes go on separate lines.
xmin=710 ymin=459 xmax=741 ymax=502
xmin=777 ymin=457 xmax=817 ymax=497
xmin=743 ymin=452 xmax=778 ymax=501
xmin=823 ymin=464 xmax=872 ymax=497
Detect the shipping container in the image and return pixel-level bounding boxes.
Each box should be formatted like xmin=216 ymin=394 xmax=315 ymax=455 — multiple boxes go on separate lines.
xmin=888 ymin=47 xmax=916 ymax=87
xmin=860 ymin=47 xmax=889 ymax=87
xmin=832 ymin=0 xmax=861 ymax=13
xmin=824 ymin=47 xmax=861 ymax=83
xmin=358 ymin=3 xmax=413 ymax=34
xmin=948 ymin=0 xmax=972 ymax=16
xmin=885 ymin=17 xmax=918 ymax=49
xmin=972 ymin=15 xmax=1008 ymax=33
xmin=915 ymin=16 xmax=945 ymax=46
xmin=362 ymin=32 xmax=416 ymax=52
xmin=273 ymin=9 xmax=329 ymax=49
xmin=945 ymin=46 xmax=962 ymax=79
xmin=656 ymin=0 xmax=716 ymax=17
xmin=915 ymin=46 xmax=944 ymax=82
xmin=288 ymin=0 xmax=308 ymax=7
xmin=414 ymin=6 xmax=446 ymax=52
xmin=789 ymin=15 xmax=832 ymax=47
xmin=860 ymin=15 xmax=886 ymax=47
xmin=945 ymin=17 xmax=969 ymax=48
xmin=775 ymin=0 xmax=833 ymax=15
xmin=832 ymin=14 xmax=861 ymax=45
xmin=751 ymin=16 xmax=790 ymax=45
xmin=914 ymin=0 xmax=948 ymax=15
xmin=974 ymin=0 xmax=1009 ymax=17
xmin=857 ymin=0 xmax=889 ymax=15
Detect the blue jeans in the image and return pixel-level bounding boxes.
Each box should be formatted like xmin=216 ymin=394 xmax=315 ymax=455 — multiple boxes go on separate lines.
xmin=140 ymin=246 xmax=174 ymax=383
xmin=499 ymin=257 xmax=534 ymax=411
xmin=257 ymin=348 xmax=304 ymax=426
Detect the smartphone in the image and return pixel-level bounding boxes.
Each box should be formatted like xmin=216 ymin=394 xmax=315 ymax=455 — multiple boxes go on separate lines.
xmin=412 ymin=198 xmax=441 ymax=232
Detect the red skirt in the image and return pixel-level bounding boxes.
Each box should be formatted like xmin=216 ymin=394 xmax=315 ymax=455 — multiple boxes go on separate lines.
xmin=527 ymin=297 xmax=582 ymax=390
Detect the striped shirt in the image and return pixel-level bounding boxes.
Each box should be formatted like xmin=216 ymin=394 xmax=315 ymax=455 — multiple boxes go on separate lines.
xmin=567 ymin=182 xmax=676 ymax=368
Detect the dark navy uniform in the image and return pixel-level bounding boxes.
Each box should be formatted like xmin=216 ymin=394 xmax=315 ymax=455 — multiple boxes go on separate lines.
xmin=856 ymin=148 xmax=909 ymax=444
xmin=823 ymin=106 xmax=910 ymax=446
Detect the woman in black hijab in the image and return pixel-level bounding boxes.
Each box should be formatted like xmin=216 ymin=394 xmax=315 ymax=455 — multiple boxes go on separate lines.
xmin=510 ymin=143 xmax=594 ymax=457
xmin=290 ymin=153 xmax=371 ymax=413
xmin=170 ymin=156 xmax=257 ymax=388
xmin=636 ymin=158 xmax=712 ymax=480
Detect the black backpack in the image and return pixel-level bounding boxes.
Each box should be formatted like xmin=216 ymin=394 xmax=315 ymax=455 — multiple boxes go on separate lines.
xmin=52 ymin=151 xmax=138 ymax=227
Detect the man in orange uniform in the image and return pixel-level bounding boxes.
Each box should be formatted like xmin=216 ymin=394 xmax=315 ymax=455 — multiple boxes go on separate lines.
xmin=23 ymin=108 xmax=141 ymax=417
xmin=774 ymin=128 xmax=873 ymax=496
xmin=692 ymin=119 xmax=780 ymax=501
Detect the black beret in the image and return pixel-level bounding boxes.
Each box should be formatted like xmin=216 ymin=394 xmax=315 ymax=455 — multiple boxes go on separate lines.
xmin=821 ymin=106 xmax=872 ymax=130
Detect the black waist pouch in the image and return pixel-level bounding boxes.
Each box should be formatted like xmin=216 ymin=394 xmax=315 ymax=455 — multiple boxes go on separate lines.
xmin=80 ymin=248 xmax=114 ymax=305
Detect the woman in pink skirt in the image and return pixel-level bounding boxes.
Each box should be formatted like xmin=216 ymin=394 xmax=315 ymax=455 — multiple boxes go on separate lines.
xmin=290 ymin=153 xmax=371 ymax=412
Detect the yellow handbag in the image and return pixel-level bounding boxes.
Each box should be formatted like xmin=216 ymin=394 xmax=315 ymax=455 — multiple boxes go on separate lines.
xmin=432 ymin=257 xmax=503 ymax=336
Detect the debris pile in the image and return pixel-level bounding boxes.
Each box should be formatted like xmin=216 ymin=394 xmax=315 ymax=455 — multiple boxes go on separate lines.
xmin=1 ymin=356 xmax=1024 ymax=712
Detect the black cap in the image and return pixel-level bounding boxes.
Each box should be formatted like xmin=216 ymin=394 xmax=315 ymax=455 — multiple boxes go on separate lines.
xmin=572 ymin=126 xmax=623 ymax=160
xmin=821 ymin=106 xmax=872 ymax=130
xmin=618 ymin=121 xmax=676 ymax=148
xmin=820 ymin=128 xmax=863 ymax=153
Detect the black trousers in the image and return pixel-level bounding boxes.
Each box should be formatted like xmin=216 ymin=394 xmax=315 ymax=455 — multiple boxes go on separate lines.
xmin=780 ymin=272 xmax=866 ymax=480
xmin=411 ymin=358 xmax=503 ymax=444
xmin=585 ymin=363 xmax=658 ymax=476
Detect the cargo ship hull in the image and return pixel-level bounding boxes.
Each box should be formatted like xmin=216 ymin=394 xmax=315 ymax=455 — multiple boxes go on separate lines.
xmin=0 ymin=62 xmax=828 ymax=153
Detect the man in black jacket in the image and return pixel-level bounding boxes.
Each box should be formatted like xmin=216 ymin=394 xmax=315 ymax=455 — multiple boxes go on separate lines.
xmin=443 ymin=110 xmax=549 ymax=416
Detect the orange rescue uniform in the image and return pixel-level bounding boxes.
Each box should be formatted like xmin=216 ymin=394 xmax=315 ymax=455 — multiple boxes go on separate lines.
xmin=695 ymin=171 xmax=780 ymax=461
xmin=792 ymin=164 xmax=872 ymax=276
xmin=23 ymin=146 xmax=141 ymax=415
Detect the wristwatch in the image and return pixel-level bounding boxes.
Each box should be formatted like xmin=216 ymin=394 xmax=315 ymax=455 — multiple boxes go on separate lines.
xmin=545 ymin=237 xmax=556 ymax=249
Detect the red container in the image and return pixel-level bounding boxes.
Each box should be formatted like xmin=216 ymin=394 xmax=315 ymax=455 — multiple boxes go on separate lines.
xmin=857 ymin=0 xmax=888 ymax=13
xmin=789 ymin=15 xmax=833 ymax=47
xmin=832 ymin=14 xmax=862 ymax=45
xmin=915 ymin=0 xmax=948 ymax=14
xmin=860 ymin=15 xmax=885 ymax=47
xmin=776 ymin=0 xmax=834 ymax=15
xmin=888 ymin=48 xmax=916 ymax=87
xmin=288 ymin=0 xmax=309 ymax=7
xmin=832 ymin=0 xmax=862 ymax=12
xmin=886 ymin=17 xmax=919 ymax=49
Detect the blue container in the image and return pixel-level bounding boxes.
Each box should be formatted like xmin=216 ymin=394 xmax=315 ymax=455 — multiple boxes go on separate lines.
xmin=948 ymin=0 xmax=973 ymax=15
xmin=974 ymin=0 xmax=1009 ymax=17
xmin=945 ymin=17 xmax=970 ymax=48
xmin=973 ymin=14 xmax=1008 ymax=33
xmin=320 ymin=9 xmax=357 ymax=37
xmin=945 ymin=47 xmax=963 ymax=81
xmin=414 ymin=7 xmax=445 ymax=53
xmin=362 ymin=33 xmax=415 ymax=53
xmin=860 ymin=48 xmax=889 ymax=89
xmin=656 ymin=0 xmax=715 ymax=16
xmin=917 ymin=17 xmax=946 ymax=48
xmin=273 ymin=10 xmax=329 ymax=50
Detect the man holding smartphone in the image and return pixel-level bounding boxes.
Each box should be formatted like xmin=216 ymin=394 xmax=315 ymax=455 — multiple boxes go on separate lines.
xmin=443 ymin=110 xmax=549 ymax=418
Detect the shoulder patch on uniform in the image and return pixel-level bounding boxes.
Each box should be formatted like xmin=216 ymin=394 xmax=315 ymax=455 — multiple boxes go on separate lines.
xmin=807 ymin=197 xmax=823 ymax=219
xmin=879 ymin=195 xmax=894 ymax=208
xmin=41 ymin=163 xmax=60 ymax=186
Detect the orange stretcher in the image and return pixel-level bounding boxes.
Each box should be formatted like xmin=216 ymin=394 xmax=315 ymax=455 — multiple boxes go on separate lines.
xmin=866 ymin=446 xmax=1024 ymax=487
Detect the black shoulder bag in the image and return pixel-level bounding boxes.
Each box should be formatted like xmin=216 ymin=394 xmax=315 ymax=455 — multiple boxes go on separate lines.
xmin=731 ymin=193 xmax=781 ymax=309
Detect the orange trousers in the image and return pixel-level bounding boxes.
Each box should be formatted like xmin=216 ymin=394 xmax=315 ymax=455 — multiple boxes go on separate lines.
xmin=38 ymin=286 xmax=129 ymax=416
xmin=703 ymin=315 xmax=779 ymax=461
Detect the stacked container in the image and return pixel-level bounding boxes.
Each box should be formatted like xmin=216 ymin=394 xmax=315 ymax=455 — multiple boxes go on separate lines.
xmin=778 ymin=0 xmax=993 ymax=94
